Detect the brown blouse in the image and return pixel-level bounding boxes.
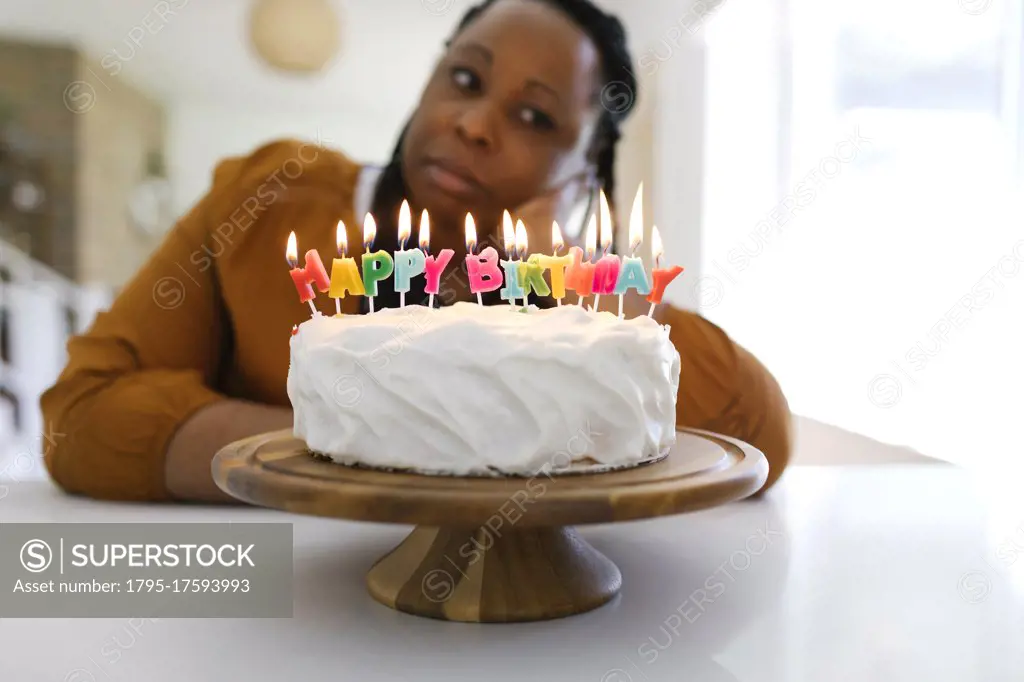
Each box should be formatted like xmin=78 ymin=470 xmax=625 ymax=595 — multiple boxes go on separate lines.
xmin=40 ymin=139 xmax=792 ymax=501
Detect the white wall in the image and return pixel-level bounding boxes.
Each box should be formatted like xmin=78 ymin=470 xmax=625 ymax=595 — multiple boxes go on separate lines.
xmin=166 ymin=99 xmax=408 ymax=217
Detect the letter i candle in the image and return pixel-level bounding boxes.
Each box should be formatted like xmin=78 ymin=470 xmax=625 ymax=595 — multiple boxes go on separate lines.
xmin=499 ymin=211 xmax=525 ymax=309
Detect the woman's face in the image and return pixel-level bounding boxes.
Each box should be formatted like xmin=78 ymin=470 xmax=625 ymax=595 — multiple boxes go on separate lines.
xmin=401 ymin=0 xmax=603 ymax=239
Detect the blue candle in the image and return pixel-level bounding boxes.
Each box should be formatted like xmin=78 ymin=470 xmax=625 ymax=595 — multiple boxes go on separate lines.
xmin=499 ymin=259 xmax=525 ymax=302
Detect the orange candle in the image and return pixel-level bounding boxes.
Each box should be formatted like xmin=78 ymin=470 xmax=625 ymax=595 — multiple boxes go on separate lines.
xmin=647 ymin=225 xmax=684 ymax=317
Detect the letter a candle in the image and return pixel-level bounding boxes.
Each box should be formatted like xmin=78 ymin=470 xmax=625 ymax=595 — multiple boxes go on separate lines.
xmin=286 ymin=231 xmax=330 ymax=316
xmin=361 ymin=213 xmax=394 ymax=314
xmin=328 ymin=220 xmax=365 ymax=314
xmin=614 ymin=184 xmax=653 ymax=318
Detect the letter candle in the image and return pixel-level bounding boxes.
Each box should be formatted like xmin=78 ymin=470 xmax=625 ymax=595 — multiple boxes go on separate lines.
xmin=499 ymin=211 xmax=522 ymax=309
xmin=567 ymin=214 xmax=598 ymax=307
xmin=361 ymin=213 xmax=394 ymax=314
xmin=419 ymin=210 xmax=455 ymax=308
xmin=286 ymin=231 xmax=330 ymax=316
xmin=534 ymin=221 xmax=571 ymax=306
xmin=614 ymin=185 xmax=653 ymax=318
xmin=519 ymin=221 xmax=551 ymax=308
xmin=592 ymin=189 xmax=618 ymax=312
xmin=466 ymin=217 xmax=503 ymax=304
xmin=328 ymin=220 xmax=365 ymax=314
xmin=393 ymin=200 xmax=425 ymax=308
xmin=647 ymin=225 xmax=684 ymax=317
xmin=515 ymin=220 xmax=531 ymax=309
xmin=463 ymin=213 xmax=484 ymax=305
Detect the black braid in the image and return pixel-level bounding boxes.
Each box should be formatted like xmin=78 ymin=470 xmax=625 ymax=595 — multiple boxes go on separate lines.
xmin=364 ymin=0 xmax=637 ymax=312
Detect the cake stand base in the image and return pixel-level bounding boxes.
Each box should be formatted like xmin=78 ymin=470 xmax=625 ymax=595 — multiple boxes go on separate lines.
xmin=366 ymin=525 xmax=621 ymax=623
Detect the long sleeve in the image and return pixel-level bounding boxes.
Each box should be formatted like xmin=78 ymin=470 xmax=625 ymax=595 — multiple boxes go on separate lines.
xmin=40 ymin=160 xmax=242 ymax=501
xmin=659 ymin=304 xmax=793 ymax=492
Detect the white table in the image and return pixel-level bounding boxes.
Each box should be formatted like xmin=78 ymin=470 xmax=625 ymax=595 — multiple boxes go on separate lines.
xmin=1 ymin=466 xmax=1020 ymax=682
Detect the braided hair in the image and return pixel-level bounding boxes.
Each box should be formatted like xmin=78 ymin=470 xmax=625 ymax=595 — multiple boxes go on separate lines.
xmin=365 ymin=0 xmax=638 ymax=311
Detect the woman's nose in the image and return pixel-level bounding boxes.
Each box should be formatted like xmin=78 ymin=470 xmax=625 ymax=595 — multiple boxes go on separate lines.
xmin=455 ymin=103 xmax=496 ymax=151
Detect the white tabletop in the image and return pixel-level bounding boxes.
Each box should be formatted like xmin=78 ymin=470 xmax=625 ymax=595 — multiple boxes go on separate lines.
xmin=1 ymin=465 xmax=1020 ymax=682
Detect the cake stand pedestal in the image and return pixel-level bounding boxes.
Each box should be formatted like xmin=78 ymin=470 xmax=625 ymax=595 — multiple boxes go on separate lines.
xmin=212 ymin=428 xmax=767 ymax=623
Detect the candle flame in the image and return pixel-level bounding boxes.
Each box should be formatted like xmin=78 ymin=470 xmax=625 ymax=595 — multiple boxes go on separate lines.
xmin=551 ymin=221 xmax=564 ymax=254
xmin=336 ymin=220 xmax=347 ymax=258
xmin=515 ymin=219 xmax=528 ymax=259
xmin=286 ymin=231 xmax=298 ymax=268
xmin=398 ymin=200 xmax=412 ymax=248
xmin=465 ymin=212 xmax=477 ymax=254
xmin=419 ymin=209 xmax=431 ymax=252
xmin=585 ymin=214 xmax=597 ymax=261
xmin=502 ymin=210 xmax=516 ymax=257
xmin=651 ymin=225 xmax=664 ymax=266
xmin=628 ymin=183 xmax=644 ymax=255
xmin=599 ymin=188 xmax=614 ymax=253
xmin=363 ymin=213 xmax=376 ymax=250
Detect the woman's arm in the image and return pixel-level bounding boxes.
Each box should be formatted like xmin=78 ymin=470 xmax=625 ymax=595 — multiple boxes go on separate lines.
xmin=165 ymin=401 xmax=292 ymax=503
xmin=40 ymin=145 xmax=290 ymax=502
xmin=657 ymin=302 xmax=792 ymax=492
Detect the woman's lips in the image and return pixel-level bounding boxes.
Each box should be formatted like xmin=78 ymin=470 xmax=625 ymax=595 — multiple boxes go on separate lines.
xmin=422 ymin=161 xmax=482 ymax=198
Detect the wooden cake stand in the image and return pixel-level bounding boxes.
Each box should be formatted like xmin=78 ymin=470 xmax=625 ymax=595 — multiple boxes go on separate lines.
xmin=212 ymin=428 xmax=767 ymax=623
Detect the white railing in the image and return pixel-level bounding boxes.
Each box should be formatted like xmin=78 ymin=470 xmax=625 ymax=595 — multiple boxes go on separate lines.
xmin=0 ymin=239 xmax=113 ymax=481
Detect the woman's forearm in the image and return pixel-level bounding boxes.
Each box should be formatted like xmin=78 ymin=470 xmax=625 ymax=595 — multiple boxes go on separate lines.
xmin=166 ymin=400 xmax=293 ymax=503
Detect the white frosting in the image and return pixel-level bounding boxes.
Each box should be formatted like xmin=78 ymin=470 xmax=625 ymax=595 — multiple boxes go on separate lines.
xmin=287 ymin=302 xmax=680 ymax=476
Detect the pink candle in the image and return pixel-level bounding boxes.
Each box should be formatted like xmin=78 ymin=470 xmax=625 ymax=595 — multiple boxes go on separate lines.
xmin=420 ymin=209 xmax=454 ymax=307
xmin=467 ymin=246 xmax=503 ymax=296
xmin=592 ymin=189 xmax=614 ymax=312
xmin=286 ymin=231 xmax=330 ymax=316
xmin=566 ymin=215 xmax=598 ymax=305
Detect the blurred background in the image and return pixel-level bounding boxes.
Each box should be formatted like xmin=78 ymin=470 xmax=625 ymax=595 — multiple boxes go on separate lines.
xmin=0 ymin=0 xmax=1020 ymax=483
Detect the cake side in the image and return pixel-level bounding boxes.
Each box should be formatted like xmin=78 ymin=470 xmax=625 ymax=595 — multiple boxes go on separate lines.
xmin=287 ymin=302 xmax=680 ymax=476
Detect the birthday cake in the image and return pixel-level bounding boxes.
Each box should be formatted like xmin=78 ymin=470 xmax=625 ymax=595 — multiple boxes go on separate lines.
xmin=287 ymin=302 xmax=681 ymax=476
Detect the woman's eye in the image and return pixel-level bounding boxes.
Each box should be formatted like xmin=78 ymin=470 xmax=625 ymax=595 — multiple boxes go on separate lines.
xmin=518 ymin=107 xmax=555 ymax=131
xmin=451 ymin=67 xmax=481 ymax=93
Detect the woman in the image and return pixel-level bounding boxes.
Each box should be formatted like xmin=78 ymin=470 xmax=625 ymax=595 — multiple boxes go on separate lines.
xmin=41 ymin=0 xmax=791 ymax=503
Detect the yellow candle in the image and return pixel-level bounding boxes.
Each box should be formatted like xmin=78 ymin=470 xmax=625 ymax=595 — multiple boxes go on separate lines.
xmin=328 ymin=220 xmax=364 ymax=314
xmin=536 ymin=220 xmax=571 ymax=303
